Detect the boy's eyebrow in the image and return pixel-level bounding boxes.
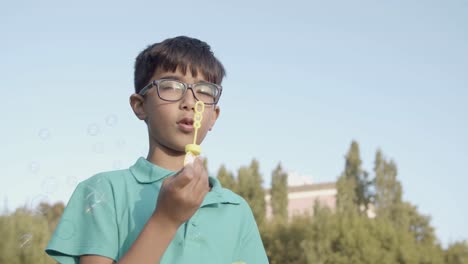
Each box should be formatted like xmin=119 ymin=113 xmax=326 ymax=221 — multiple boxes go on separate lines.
xmin=159 ymin=75 xmax=183 ymax=81
xmin=158 ymin=75 xmax=209 ymax=84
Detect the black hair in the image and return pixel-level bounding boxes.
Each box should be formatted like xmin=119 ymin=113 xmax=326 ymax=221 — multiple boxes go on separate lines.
xmin=134 ymin=36 xmax=226 ymax=93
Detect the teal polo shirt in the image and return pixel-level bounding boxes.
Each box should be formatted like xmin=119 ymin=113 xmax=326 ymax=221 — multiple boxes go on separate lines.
xmin=46 ymin=157 xmax=268 ymax=264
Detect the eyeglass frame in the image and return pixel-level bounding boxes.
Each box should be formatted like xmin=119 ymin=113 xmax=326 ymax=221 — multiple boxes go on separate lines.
xmin=138 ymin=79 xmax=223 ymax=105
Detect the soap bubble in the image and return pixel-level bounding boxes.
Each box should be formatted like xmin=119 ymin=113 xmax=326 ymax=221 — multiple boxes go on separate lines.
xmin=19 ymin=233 xmax=33 ymax=248
xmin=105 ymin=114 xmax=118 ymax=127
xmin=38 ymin=128 xmax=51 ymax=140
xmin=83 ymin=184 xmax=106 ymax=214
xmin=30 ymin=194 xmax=49 ymax=216
xmin=42 ymin=177 xmax=59 ymax=195
xmin=87 ymin=123 xmax=100 ymax=136
xmin=28 ymin=162 xmax=40 ymax=174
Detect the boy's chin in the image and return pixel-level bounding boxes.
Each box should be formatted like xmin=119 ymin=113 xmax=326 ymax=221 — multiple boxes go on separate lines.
xmin=170 ymin=144 xmax=190 ymax=155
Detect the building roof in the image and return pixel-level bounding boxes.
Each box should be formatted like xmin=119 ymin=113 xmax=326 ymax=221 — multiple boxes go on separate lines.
xmin=265 ymin=182 xmax=336 ymax=195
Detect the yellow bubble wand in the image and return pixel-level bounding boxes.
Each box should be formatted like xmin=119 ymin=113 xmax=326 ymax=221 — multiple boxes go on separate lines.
xmin=184 ymin=101 xmax=205 ymax=165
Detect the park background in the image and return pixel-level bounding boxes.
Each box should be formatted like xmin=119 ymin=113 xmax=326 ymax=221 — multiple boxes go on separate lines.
xmin=1 ymin=0 xmax=467 ymax=263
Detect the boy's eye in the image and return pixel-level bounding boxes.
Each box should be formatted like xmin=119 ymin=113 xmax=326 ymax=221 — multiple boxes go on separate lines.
xmin=196 ymin=85 xmax=215 ymax=96
xmin=160 ymin=81 xmax=184 ymax=90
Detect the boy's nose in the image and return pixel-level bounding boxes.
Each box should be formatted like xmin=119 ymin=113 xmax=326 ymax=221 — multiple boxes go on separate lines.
xmin=180 ymin=88 xmax=197 ymax=110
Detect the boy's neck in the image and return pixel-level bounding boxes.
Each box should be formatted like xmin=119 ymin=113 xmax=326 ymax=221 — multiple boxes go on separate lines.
xmin=146 ymin=145 xmax=185 ymax=172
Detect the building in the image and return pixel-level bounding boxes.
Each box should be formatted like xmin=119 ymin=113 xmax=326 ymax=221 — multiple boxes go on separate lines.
xmin=265 ymin=171 xmax=376 ymax=219
xmin=265 ymin=171 xmax=337 ymax=219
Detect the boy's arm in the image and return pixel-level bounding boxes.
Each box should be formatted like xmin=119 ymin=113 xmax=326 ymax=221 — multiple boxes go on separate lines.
xmin=80 ymin=158 xmax=209 ymax=264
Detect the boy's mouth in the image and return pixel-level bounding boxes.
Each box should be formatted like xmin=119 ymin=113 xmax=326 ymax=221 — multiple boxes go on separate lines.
xmin=177 ymin=117 xmax=194 ymax=133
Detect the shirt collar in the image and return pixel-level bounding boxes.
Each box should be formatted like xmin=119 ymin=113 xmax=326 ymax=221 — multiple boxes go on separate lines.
xmin=129 ymin=157 xmax=241 ymax=205
xmin=130 ymin=157 xmax=175 ymax=184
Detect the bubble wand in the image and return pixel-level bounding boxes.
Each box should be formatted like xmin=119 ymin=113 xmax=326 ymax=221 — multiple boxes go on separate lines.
xmin=184 ymin=101 xmax=205 ymax=165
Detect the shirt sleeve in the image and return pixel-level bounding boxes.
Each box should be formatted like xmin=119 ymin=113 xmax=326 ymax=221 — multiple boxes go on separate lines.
xmin=45 ymin=175 xmax=119 ymax=264
xmin=235 ymin=201 xmax=269 ymax=264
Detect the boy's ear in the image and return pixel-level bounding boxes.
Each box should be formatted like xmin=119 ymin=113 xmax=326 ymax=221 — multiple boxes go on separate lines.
xmin=129 ymin=94 xmax=147 ymax=121
xmin=209 ymin=106 xmax=220 ymax=131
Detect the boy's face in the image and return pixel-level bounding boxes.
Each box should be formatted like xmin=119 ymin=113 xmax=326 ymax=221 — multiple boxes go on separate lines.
xmin=131 ymin=67 xmax=220 ymax=155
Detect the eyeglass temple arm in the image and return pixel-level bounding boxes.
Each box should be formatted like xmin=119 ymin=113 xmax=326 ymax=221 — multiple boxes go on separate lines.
xmin=138 ymin=81 xmax=154 ymax=95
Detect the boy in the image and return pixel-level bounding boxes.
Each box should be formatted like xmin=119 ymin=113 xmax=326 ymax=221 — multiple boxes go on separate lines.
xmin=45 ymin=36 xmax=269 ymax=264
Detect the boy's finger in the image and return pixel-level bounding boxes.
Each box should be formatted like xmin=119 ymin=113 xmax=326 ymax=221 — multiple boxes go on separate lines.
xmin=173 ymin=166 xmax=194 ymax=189
xmin=193 ymin=158 xmax=209 ymax=193
xmin=190 ymin=157 xmax=205 ymax=187
xmin=193 ymin=171 xmax=209 ymax=196
xmin=193 ymin=157 xmax=204 ymax=175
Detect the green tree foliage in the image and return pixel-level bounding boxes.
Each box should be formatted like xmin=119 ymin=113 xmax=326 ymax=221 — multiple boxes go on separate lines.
xmin=301 ymin=204 xmax=447 ymax=264
xmin=265 ymin=142 xmax=456 ymax=263
xmin=374 ymin=149 xmax=403 ymax=220
xmin=216 ymin=164 xmax=237 ymax=192
xmin=302 ymin=204 xmax=390 ymax=264
xmin=261 ymin=216 xmax=310 ymax=264
xmin=0 ymin=202 xmax=64 ymax=264
xmin=445 ymin=241 xmax=468 ymax=264
xmin=237 ymin=159 xmax=266 ymax=224
xmin=373 ymin=150 xmax=444 ymax=262
xmin=336 ymin=141 xmax=372 ymax=213
xmin=336 ymin=172 xmax=358 ymax=213
xmin=270 ymin=163 xmax=288 ymax=223
xmin=38 ymin=202 xmax=65 ymax=232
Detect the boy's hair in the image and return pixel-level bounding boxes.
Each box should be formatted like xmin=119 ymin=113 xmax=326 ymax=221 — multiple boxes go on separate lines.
xmin=134 ymin=36 xmax=226 ymax=94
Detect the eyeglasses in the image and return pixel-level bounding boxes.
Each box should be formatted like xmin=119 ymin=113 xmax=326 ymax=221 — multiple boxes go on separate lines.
xmin=139 ymin=79 xmax=222 ymax=105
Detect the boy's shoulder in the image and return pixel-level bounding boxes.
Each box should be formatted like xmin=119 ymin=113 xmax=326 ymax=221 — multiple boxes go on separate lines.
xmin=218 ymin=187 xmax=245 ymax=204
xmin=79 ymin=167 xmax=131 ymax=187
xmin=71 ymin=168 xmax=137 ymax=204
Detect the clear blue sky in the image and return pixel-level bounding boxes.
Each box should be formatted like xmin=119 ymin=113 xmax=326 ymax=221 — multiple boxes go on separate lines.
xmin=1 ymin=0 xmax=467 ymax=247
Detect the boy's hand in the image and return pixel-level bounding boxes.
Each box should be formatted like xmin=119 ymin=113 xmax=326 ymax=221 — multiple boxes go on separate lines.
xmin=152 ymin=157 xmax=209 ymax=228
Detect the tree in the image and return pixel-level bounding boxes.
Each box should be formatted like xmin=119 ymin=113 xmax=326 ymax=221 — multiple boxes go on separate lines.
xmin=262 ymin=215 xmax=310 ymax=264
xmin=304 ymin=206 xmax=388 ymax=264
xmin=336 ymin=173 xmax=358 ymax=213
xmin=373 ymin=150 xmax=402 ymax=220
xmin=337 ymin=141 xmax=371 ymax=213
xmin=237 ymin=159 xmax=266 ymax=224
xmin=445 ymin=241 xmax=468 ymax=264
xmin=372 ymin=150 xmax=446 ymax=263
xmin=216 ymin=164 xmax=237 ymax=192
xmin=0 ymin=203 xmax=63 ymax=264
xmin=38 ymin=201 xmax=65 ymax=232
xmin=270 ymin=163 xmax=288 ymax=223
